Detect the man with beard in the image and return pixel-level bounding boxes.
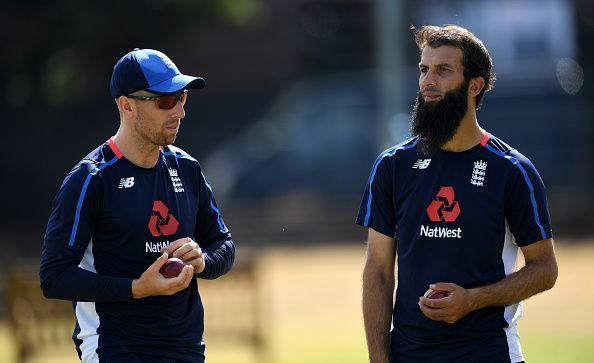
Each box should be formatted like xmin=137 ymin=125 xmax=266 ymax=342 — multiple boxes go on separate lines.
xmin=40 ymin=49 xmax=235 ymax=363
xmin=357 ymin=25 xmax=557 ymax=363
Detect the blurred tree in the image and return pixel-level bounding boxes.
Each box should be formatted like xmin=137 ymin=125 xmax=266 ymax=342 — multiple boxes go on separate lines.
xmin=0 ymin=0 xmax=267 ymax=108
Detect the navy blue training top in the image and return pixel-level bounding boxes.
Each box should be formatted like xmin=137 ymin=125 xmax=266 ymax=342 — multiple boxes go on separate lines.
xmin=356 ymin=133 xmax=552 ymax=363
xmin=40 ymin=138 xmax=234 ymax=363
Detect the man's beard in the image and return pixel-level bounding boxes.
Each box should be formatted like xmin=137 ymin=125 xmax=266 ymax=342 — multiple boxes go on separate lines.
xmin=134 ymin=113 xmax=178 ymax=147
xmin=411 ymin=79 xmax=469 ymax=156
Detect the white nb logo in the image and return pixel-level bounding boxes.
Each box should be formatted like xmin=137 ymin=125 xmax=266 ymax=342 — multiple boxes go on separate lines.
xmin=412 ymin=159 xmax=431 ymax=169
xmin=118 ymin=177 xmax=135 ymax=189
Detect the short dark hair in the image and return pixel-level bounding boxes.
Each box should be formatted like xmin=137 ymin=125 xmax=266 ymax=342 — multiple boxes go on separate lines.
xmin=413 ymin=25 xmax=496 ymax=109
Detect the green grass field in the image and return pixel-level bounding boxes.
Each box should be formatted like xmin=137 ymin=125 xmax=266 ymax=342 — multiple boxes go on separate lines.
xmin=2 ymin=241 xmax=593 ymax=363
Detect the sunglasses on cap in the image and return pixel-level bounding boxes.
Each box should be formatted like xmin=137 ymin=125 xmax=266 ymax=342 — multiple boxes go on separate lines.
xmin=126 ymin=90 xmax=188 ymax=110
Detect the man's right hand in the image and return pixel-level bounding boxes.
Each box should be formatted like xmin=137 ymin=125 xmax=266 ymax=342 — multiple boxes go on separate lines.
xmin=131 ymin=253 xmax=194 ymax=299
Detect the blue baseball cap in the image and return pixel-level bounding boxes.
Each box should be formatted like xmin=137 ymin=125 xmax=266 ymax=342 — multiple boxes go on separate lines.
xmin=109 ymin=48 xmax=206 ymax=98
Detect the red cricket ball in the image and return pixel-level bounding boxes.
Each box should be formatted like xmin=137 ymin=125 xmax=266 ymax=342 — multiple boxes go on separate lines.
xmin=424 ymin=289 xmax=448 ymax=299
xmin=159 ymin=257 xmax=185 ymax=278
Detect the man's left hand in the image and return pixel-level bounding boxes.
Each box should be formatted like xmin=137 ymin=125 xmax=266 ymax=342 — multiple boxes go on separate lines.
xmin=418 ymin=282 xmax=474 ymax=324
xmin=161 ymin=237 xmax=205 ymax=273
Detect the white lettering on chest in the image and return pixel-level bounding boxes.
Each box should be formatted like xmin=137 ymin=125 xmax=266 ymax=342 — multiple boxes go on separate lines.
xmin=145 ymin=240 xmax=171 ymax=253
xmin=419 ymin=225 xmax=462 ymax=239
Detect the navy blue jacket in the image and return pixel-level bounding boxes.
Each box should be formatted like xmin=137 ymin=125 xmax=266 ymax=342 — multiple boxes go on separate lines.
xmin=357 ymin=133 xmax=552 ymax=363
xmin=40 ymin=138 xmax=234 ymax=363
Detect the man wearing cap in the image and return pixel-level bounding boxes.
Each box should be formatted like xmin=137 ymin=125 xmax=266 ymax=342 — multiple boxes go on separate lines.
xmin=40 ymin=49 xmax=235 ymax=363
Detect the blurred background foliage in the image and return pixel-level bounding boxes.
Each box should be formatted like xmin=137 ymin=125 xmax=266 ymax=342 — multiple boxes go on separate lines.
xmin=1 ymin=0 xmax=593 ymax=362
xmin=0 ymin=0 xmax=592 ymax=252
xmin=1 ymin=0 xmax=592 ymax=251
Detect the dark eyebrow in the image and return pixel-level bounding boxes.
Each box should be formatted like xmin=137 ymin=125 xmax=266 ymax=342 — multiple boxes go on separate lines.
xmin=419 ymin=62 xmax=454 ymax=69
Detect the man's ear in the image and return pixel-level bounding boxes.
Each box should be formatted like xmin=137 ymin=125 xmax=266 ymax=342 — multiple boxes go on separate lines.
xmin=469 ymin=77 xmax=485 ymax=98
xmin=117 ymin=96 xmax=134 ymax=113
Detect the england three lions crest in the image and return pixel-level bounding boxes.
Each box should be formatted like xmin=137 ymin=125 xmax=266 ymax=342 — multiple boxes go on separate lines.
xmin=168 ymin=168 xmax=185 ymax=193
xmin=470 ymin=160 xmax=487 ymax=186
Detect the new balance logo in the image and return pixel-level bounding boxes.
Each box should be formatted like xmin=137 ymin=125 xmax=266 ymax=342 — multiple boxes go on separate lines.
xmin=118 ymin=177 xmax=134 ymax=189
xmin=412 ymin=159 xmax=431 ymax=169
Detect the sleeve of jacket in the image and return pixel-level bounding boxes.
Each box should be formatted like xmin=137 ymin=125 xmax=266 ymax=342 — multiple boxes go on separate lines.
xmin=504 ymin=151 xmax=553 ymax=246
xmin=40 ymin=161 xmax=133 ymax=302
xmin=194 ymin=165 xmax=235 ymax=280
xmin=355 ymin=151 xmax=396 ymax=238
